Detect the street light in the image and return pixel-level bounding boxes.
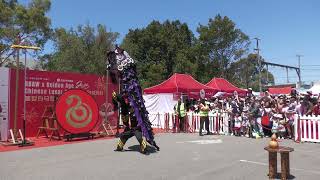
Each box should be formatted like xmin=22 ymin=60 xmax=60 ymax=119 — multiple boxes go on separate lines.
xmin=11 ymin=44 xmax=40 ymax=147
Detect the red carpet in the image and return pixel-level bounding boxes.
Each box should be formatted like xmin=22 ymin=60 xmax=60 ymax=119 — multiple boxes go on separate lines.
xmin=0 ymin=135 xmax=115 ymax=152
xmin=0 ymin=128 xmax=167 ymax=153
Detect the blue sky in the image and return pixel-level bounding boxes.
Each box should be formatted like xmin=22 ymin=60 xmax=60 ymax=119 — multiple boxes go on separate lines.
xmin=21 ymin=0 xmax=320 ymax=84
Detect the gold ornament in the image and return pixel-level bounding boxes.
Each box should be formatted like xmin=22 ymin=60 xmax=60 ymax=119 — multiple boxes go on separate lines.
xmin=65 ymin=95 xmax=92 ymax=128
xmin=269 ymin=133 xmax=279 ymax=149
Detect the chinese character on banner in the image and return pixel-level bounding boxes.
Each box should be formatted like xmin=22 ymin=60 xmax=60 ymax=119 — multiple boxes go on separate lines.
xmin=25 ymin=96 xmax=31 ymax=102
xmin=38 ymin=96 xmax=43 ymax=101
xmin=44 ymin=96 xmax=49 ymax=101
xmin=95 ymin=76 xmax=106 ymax=92
xmin=50 ymin=96 xmax=54 ymax=102
xmin=31 ymin=96 xmax=37 ymax=101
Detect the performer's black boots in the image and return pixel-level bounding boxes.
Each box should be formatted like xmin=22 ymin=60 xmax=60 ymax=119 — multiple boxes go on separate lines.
xmin=147 ymin=140 xmax=160 ymax=151
xmin=115 ymin=139 xmax=125 ymax=151
xmin=140 ymin=139 xmax=147 ymax=154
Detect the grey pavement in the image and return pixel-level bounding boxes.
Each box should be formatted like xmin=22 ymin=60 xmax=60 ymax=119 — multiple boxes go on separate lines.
xmin=0 ymin=133 xmax=319 ymax=180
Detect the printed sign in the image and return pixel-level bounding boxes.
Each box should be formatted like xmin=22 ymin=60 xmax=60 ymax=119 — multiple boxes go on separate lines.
xmin=9 ymin=69 xmax=118 ymax=137
xmin=0 ymin=67 xmax=9 ymax=141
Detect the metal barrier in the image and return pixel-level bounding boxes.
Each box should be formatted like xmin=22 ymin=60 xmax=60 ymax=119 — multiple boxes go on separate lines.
xmin=294 ymin=114 xmax=320 ymax=143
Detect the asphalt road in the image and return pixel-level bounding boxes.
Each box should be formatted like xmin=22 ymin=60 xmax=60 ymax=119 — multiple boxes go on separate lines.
xmin=0 ymin=133 xmax=319 ymax=180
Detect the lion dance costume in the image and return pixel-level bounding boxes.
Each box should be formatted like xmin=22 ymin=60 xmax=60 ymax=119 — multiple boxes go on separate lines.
xmin=107 ymin=46 xmax=160 ymax=154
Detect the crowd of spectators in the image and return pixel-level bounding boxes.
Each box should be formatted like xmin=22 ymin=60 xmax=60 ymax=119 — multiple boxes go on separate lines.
xmin=184 ymin=89 xmax=320 ymax=139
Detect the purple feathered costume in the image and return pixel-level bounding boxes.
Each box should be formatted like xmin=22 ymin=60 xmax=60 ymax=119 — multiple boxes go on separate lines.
xmin=107 ymin=46 xmax=159 ymax=151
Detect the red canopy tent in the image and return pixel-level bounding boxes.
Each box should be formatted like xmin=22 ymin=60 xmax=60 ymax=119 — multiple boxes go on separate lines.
xmin=268 ymin=87 xmax=292 ymax=95
xmin=144 ymin=73 xmax=218 ymax=98
xmin=205 ymin=78 xmax=247 ymax=95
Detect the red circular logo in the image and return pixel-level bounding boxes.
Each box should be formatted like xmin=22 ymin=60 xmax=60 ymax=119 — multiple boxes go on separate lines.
xmin=55 ymin=89 xmax=98 ymax=134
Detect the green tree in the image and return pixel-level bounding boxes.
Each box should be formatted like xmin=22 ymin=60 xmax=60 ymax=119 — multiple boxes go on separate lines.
xmin=4 ymin=60 xmax=25 ymax=69
xmin=173 ymin=47 xmax=198 ymax=77
xmin=197 ymin=14 xmax=250 ymax=80
xmin=229 ymin=53 xmax=274 ymax=91
xmin=0 ymin=0 xmax=51 ymax=66
xmin=122 ymin=20 xmax=196 ymax=88
xmin=41 ymin=24 xmax=119 ymax=75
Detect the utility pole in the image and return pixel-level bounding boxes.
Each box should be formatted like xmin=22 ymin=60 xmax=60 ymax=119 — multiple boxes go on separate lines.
xmin=286 ymin=68 xmax=289 ymax=83
xmin=296 ymin=55 xmax=302 ymax=88
xmin=14 ymin=46 xmax=19 ymax=135
xmin=254 ymin=38 xmax=262 ymax=93
xmin=266 ymin=65 xmax=269 ymax=85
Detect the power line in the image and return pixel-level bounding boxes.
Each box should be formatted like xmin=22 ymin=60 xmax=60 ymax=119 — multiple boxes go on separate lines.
xmin=276 ymin=75 xmax=318 ymax=79
xmin=301 ymin=69 xmax=320 ymax=71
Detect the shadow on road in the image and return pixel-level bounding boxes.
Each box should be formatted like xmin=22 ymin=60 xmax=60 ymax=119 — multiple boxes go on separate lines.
xmin=125 ymin=145 xmax=158 ymax=155
xmin=273 ymin=173 xmax=295 ymax=179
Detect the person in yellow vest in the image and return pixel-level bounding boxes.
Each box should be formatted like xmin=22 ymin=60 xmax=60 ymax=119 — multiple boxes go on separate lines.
xmin=199 ymin=98 xmax=212 ymax=136
xmin=174 ymin=97 xmax=187 ymax=132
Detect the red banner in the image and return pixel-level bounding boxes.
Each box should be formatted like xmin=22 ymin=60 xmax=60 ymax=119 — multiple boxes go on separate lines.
xmin=9 ymin=69 xmax=118 ymax=137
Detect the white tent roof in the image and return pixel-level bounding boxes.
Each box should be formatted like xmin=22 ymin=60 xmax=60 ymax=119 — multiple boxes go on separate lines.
xmin=309 ymin=82 xmax=320 ymax=95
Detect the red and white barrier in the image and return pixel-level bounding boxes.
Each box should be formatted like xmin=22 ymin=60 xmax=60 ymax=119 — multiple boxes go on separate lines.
xmin=148 ymin=112 xmax=172 ymax=129
xmin=149 ymin=112 xmax=229 ymax=134
xmin=149 ymin=111 xmax=320 ymax=144
xmin=189 ymin=112 xmax=229 ymax=134
xmin=294 ymin=115 xmax=320 ymax=143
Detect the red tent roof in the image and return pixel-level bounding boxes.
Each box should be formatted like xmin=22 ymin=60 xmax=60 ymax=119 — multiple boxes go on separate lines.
xmin=206 ymin=78 xmax=247 ymax=94
xmin=144 ymin=73 xmax=218 ymax=95
xmin=268 ymin=87 xmax=292 ymax=95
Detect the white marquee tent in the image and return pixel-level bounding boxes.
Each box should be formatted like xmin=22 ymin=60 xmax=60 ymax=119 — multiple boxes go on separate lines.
xmin=309 ymin=82 xmax=320 ymax=95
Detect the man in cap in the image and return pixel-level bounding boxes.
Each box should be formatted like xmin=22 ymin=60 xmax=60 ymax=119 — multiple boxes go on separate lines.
xmin=301 ymin=91 xmax=314 ymax=115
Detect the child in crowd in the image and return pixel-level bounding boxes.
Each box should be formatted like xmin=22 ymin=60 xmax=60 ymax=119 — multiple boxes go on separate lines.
xmin=241 ymin=107 xmax=250 ymax=137
xmin=271 ymin=114 xmax=280 ymax=137
xmin=233 ymin=112 xmax=242 ymax=136
xmin=272 ymin=114 xmax=286 ymax=139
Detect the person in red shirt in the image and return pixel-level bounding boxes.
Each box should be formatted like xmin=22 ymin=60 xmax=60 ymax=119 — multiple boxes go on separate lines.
xmin=313 ymin=100 xmax=320 ymax=116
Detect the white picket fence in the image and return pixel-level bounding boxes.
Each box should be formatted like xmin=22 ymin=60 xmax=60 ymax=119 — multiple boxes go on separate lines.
xmin=191 ymin=112 xmax=229 ymax=134
xmin=148 ymin=111 xmax=230 ymax=134
xmin=294 ymin=114 xmax=320 ymax=143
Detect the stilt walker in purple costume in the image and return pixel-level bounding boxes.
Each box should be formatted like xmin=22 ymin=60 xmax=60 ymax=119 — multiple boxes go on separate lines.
xmin=107 ymin=46 xmax=160 ymax=154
